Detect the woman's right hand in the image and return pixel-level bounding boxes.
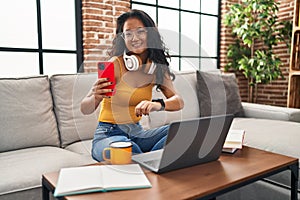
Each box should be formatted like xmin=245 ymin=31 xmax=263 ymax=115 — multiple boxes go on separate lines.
xmin=80 ymin=77 xmax=114 ymax=115
xmin=92 ymin=78 xmax=114 ymax=104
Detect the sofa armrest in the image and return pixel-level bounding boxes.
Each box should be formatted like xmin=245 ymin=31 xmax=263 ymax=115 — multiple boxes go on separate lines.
xmin=241 ymin=102 xmax=300 ymax=123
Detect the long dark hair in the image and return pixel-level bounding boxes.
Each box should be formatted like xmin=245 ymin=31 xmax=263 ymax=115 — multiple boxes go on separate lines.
xmin=107 ymin=9 xmax=175 ymax=90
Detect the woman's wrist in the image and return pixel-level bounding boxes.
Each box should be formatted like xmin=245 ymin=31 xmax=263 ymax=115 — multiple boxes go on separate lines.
xmin=152 ymin=99 xmax=165 ymax=111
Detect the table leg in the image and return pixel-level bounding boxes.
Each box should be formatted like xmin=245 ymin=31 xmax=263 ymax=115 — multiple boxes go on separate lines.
xmin=290 ymin=162 xmax=299 ymax=200
xmin=42 ymin=177 xmax=50 ymax=200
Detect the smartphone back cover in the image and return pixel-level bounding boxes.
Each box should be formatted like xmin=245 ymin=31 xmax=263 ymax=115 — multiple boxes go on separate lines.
xmin=98 ymin=62 xmax=116 ymax=96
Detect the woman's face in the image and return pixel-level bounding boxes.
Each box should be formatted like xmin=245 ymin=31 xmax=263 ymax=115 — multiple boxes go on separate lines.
xmin=122 ymin=18 xmax=148 ymax=54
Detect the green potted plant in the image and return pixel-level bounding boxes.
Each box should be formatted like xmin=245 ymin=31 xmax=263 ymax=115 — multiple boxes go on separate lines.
xmin=223 ymin=0 xmax=292 ymax=103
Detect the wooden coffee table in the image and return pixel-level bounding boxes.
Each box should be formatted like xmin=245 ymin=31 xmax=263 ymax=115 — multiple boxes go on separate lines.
xmin=42 ymin=146 xmax=298 ymax=200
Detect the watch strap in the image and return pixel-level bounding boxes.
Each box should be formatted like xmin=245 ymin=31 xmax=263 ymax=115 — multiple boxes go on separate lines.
xmin=152 ymin=98 xmax=165 ymax=111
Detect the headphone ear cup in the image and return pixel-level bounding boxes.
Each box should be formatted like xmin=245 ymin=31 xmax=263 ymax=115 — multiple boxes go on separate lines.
xmin=123 ymin=52 xmax=140 ymax=71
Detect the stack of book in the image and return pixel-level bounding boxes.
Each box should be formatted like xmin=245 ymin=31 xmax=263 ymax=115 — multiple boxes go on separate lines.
xmin=222 ymin=129 xmax=245 ymax=153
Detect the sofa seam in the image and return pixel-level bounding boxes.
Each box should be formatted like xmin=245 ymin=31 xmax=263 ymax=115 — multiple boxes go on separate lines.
xmin=0 ymin=184 xmax=41 ymax=196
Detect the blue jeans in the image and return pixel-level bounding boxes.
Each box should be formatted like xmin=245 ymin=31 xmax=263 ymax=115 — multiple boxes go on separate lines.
xmin=91 ymin=122 xmax=169 ymax=162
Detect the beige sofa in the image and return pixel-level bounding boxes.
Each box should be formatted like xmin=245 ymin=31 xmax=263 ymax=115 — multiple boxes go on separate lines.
xmin=0 ymin=71 xmax=299 ymax=200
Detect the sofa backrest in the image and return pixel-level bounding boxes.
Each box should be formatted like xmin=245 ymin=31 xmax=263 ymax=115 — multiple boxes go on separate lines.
xmin=0 ymin=76 xmax=60 ymax=152
xmin=0 ymin=70 xmax=239 ymax=152
xmin=148 ymin=70 xmax=200 ymax=128
xmin=50 ymin=73 xmax=99 ymax=148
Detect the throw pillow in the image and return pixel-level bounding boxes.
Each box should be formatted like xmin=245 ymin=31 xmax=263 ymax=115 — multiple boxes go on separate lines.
xmin=196 ymin=70 xmax=243 ymax=117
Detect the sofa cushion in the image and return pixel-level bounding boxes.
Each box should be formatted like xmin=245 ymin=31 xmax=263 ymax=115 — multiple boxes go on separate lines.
xmin=0 ymin=76 xmax=59 ymax=152
xmin=64 ymin=139 xmax=93 ymax=155
xmin=196 ymin=71 xmax=243 ymax=117
xmin=50 ymin=73 xmax=100 ymax=148
xmin=0 ymin=146 xmax=94 ymax=196
xmin=231 ymin=117 xmax=300 ymax=190
xmin=148 ymin=71 xmax=200 ymax=128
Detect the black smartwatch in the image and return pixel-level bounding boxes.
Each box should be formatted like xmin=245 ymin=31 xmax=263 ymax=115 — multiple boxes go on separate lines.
xmin=152 ymin=98 xmax=165 ymax=111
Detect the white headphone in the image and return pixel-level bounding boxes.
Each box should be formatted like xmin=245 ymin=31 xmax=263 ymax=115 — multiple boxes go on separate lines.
xmin=123 ymin=51 xmax=157 ymax=74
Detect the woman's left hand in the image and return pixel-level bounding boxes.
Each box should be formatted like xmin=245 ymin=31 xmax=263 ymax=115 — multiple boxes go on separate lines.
xmin=135 ymin=100 xmax=162 ymax=117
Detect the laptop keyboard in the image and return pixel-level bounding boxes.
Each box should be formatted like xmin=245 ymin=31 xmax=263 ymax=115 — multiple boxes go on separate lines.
xmin=144 ymin=159 xmax=160 ymax=168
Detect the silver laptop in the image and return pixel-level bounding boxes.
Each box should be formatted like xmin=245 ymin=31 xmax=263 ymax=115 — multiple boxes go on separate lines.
xmin=132 ymin=114 xmax=234 ymax=173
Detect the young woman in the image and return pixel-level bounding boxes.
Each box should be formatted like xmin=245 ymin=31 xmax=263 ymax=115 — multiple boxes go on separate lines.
xmin=80 ymin=9 xmax=184 ymax=162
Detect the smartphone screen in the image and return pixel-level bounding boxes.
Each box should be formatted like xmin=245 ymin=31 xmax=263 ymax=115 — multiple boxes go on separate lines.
xmin=97 ymin=61 xmax=116 ymax=96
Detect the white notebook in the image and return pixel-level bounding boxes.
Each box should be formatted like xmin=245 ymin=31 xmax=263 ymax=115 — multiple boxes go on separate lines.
xmin=54 ymin=164 xmax=152 ymax=197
